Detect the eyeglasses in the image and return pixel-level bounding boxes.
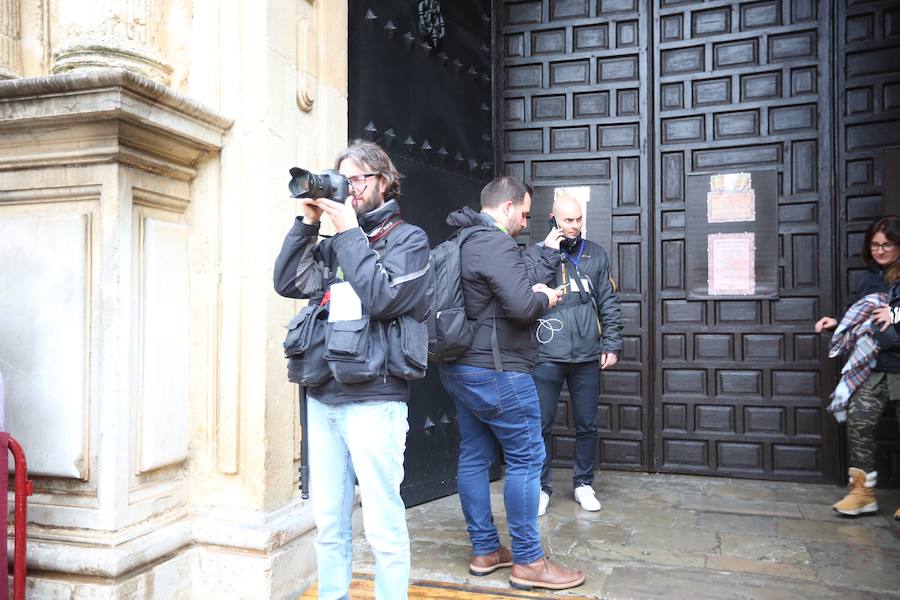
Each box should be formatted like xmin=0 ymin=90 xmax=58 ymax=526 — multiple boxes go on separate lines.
xmin=870 ymin=242 xmax=897 ymax=252
xmin=347 ymin=173 xmax=379 ymax=191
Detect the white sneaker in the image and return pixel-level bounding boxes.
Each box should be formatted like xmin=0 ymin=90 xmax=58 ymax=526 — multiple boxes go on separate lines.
xmin=574 ymin=485 xmax=601 ymax=512
xmin=538 ymin=491 xmax=550 ymax=517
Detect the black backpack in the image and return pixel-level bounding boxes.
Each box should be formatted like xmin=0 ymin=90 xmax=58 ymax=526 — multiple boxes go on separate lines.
xmin=427 ymin=226 xmax=502 ymax=370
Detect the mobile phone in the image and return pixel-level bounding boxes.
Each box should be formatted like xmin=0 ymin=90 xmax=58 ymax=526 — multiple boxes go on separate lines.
xmin=548 ymin=215 xmax=558 ymax=229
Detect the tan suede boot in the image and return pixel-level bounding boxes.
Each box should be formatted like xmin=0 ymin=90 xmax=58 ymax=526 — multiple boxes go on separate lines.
xmin=832 ymin=467 xmax=878 ymax=516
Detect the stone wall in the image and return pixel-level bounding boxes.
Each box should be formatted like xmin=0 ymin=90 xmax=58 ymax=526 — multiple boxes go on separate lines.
xmin=0 ymin=1 xmax=348 ymax=597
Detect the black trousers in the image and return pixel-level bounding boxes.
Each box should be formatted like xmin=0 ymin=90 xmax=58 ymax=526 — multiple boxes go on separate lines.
xmin=533 ymin=360 xmax=600 ymax=495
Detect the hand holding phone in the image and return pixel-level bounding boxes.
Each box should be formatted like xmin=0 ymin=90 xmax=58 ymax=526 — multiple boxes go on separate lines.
xmin=544 ymin=214 xmax=563 ymax=249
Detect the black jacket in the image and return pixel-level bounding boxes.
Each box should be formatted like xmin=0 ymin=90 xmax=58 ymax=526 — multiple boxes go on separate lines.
xmin=536 ymin=238 xmax=623 ymax=363
xmin=843 ymin=264 xmax=898 ymax=371
xmin=273 ymin=200 xmax=432 ymax=403
xmin=877 ymin=278 xmax=900 ymax=373
xmin=853 ymin=265 xmax=887 ymax=300
xmin=446 ymin=206 xmax=558 ymax=373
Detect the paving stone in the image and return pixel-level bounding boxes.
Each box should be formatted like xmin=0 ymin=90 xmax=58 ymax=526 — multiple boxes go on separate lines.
xmin=797 ymin=501 xmax=843 ymax=521
xmin=631 ymin=523 xmax=720 ymax=554
xmin=805 ymin=540 xmax=900 ymax=572
xmin=389 ymin=470 xmax=900 ymax=598
xmin=603 ymin=565 xmax=840 ymax=600
xmin=542 ymin=519 xmax=633 ymax=548
xmin=680 ymin=495 xmax=804 ymax=518
xmin=697 ymin=512 xmax=777 ymax=536
xmin=719 ymin=532 xmax=812 ymax=563
xmin=705 ymin=555 xmax=818 ymax=582
xmin=776 ymin=517 xmax=881 ymax=546
xmin=817 ymin=566 xmax=900 ymax=596
xmin=583 ymin=540 xmax=708 ymax=569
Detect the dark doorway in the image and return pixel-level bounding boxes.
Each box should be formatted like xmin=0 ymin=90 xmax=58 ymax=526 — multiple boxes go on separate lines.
xmin=348 ymin=0 xmax=494 ymax=506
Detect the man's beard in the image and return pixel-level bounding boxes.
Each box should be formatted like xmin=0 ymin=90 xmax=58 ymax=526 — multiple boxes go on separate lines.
xmin=506 ymin=216 xmax=522 ymax=238
xmin=354 ymin=190 xmax=383 ymax=215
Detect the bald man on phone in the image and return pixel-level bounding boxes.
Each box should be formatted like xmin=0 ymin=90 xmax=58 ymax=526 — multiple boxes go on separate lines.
xmin=532 ymin=193 xmax=623 ymax=516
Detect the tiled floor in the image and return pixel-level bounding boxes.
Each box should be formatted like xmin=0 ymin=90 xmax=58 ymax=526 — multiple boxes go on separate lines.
xmin=351 ymin=470 xmax=900 ymax=599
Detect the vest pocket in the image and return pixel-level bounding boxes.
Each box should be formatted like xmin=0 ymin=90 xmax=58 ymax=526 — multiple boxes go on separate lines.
xmin=326 ymin=318 xmax=384 ymax=383
xmin=386 ymin=315 xmax=428 ymax=380
xmin=283 ymin=305 xmax=332 ymax=386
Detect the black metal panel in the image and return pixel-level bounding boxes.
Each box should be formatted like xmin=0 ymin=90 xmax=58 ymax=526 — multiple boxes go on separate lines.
xmin=837 ymin=0 xmax=900 ymax=486
xmin=348 ymin=0 xmax=493 ymax=506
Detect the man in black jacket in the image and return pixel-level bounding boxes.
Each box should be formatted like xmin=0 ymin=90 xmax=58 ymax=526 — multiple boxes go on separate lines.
xmin=532 ymin=192 xmax=623 ymax=517
xmin=438 ymin=177 xmax=585 ymax=591
xmin=274 ymin=141 xmax=432 ymax=600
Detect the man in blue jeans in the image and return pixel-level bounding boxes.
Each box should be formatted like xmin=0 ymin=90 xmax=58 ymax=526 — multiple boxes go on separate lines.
xmin=532 ymin=193 xmax=623 ymax=516
xmin=439 ymin=177 xmax=584 ymax=591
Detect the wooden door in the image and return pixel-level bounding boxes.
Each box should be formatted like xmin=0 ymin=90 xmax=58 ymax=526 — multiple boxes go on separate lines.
xmin=499 ymin=0 xmax=850 ymax=482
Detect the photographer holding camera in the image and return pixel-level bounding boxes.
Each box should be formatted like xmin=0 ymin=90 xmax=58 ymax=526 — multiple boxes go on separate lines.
xmin=274 ymin=140 xmax=432 ymax=600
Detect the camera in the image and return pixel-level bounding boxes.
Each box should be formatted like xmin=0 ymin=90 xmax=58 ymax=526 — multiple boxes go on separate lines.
xmin=288 ymin=168 xmax=350 ymax=203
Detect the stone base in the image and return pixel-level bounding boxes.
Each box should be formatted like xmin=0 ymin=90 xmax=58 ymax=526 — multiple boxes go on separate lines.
xmin=10 ymin=497 xmax=327 ymax=599
xmin=19 ymin=551 xmax=194 ymax=600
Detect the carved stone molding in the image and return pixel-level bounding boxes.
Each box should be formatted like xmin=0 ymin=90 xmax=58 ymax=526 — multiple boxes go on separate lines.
xmin=51 ymin=0 xmax=172 ymax=85
xmin=0 ymin=69 xmax=233 ymax=180
xmin=0 ymin=0 xmax=22 ymax=79
xmin=296 ymin=15 xmax=318 ymax=112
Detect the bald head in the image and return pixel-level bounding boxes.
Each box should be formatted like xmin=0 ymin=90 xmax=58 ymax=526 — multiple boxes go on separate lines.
xmin=551 ymin=191 xmax=583 ymax=239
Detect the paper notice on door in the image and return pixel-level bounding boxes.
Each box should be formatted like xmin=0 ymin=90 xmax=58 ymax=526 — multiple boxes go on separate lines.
xmin=327 ymin=281 xmax=363 ymax=322
xmin=710 ymin=172 xmax=751 ymax=192
xmin=708 ymin=232 xmax=756 ymax=296
xmin=707 ymin=190 xmax=756 ymax=223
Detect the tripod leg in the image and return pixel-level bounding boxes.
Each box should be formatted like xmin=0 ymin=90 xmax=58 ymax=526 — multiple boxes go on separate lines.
xmin=299 ymin=385 xmax=310 ymax=499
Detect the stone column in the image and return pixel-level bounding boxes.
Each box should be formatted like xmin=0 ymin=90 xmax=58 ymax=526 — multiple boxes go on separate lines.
xmin=0 ymin=69 xmax=230 ymax=598
xmin=50 ymin=0 xmax=172 ymax=84
xmin=0 ymin=0 xmax=22 ymax=79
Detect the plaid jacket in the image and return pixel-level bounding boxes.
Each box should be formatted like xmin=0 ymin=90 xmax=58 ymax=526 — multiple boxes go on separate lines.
xmin=827 ymin=293 xmax=887 ymax=422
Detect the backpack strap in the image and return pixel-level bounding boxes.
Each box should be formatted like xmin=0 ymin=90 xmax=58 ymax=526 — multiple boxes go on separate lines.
xmin=457 ymin=226 xmax=503 ymax=372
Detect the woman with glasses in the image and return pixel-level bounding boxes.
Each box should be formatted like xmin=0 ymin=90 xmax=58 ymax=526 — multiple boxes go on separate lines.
xmin=816 ymin=215 xmax=900 ymax=521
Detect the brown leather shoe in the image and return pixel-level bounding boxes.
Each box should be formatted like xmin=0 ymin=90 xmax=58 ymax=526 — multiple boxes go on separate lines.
xmin=469 ymin=545 xmax=513 ymax=576
xmin=509 ymin=556 xmax=585 ymax=590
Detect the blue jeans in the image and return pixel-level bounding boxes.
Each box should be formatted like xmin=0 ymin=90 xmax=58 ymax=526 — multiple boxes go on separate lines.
xmin=533 ymin=361 xmax=600 ymax=495
xmin=439 ymin=364 xmax=545 ymax=565
xmin=307 ymin=396 xmax=410 ymax=600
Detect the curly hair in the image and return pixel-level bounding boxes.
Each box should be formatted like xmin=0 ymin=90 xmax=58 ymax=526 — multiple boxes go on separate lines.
xmin=334 ymin=140 xmax=402 ymax=199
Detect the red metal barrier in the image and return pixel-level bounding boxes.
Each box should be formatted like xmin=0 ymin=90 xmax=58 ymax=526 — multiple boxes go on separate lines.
xmin=6 ymin=436 xmax=33 ymax=600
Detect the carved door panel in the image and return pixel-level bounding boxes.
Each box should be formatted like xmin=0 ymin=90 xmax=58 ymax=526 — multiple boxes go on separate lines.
xmin=500 ymin=0 xmax=653 ymax=472
xmin=500 ymin=0 xmax=845 ymax=482
xmin=653 ymin=1 xmax=837 ymax=482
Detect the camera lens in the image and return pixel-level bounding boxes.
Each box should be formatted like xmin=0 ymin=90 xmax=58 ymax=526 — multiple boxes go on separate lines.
xmin=288 ymin=168 xmax=348 ymax=202
xmin=289 ymin=168 xmax=313 ymax=197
